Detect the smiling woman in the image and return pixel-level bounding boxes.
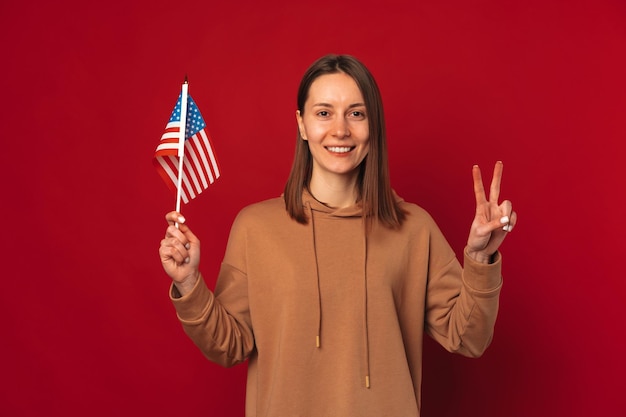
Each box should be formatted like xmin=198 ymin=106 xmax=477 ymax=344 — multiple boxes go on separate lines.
xmin=158 ymin=54 xmax=516 ymax=416
xmin=3 ymin=0 xmax=624 ymax=414
xmin=285 ymin=55 xmax=403 ymax=227
xmin=296 ymin=72 xmax=371 ymax=207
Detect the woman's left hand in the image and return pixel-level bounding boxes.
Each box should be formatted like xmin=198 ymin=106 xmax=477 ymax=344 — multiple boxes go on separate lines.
xmin=466 ymin=161 xmax=517 ymax=263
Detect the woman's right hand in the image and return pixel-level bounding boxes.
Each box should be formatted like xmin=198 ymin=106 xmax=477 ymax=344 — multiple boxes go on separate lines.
xmin=159 ymin=211 xmax=201 ymax=296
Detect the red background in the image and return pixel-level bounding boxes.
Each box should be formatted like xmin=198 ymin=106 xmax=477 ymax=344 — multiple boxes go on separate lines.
xmin=1 ymin=0 xmax=624 ymax=415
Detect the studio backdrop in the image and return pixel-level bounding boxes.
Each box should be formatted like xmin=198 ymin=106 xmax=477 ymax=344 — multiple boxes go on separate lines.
xmin=1 ymin=0 xmax=624 ymax=416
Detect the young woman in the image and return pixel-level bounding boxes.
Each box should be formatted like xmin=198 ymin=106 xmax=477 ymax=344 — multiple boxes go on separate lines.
xmin=159 ymin=54 xmax=516 ymax=416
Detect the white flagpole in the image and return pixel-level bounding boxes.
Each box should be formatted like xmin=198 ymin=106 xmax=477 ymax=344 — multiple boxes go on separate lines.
xmin=174 ymin=77 xmax=189 ymax=227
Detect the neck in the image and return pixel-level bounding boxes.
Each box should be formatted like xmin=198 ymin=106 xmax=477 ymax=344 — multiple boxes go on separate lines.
xmin=309 ymin=172 xmax=359 ymax=208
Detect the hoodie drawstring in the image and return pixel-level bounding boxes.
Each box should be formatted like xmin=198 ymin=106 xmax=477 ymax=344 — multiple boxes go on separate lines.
xmin=363 ymin=233 xmax=371 ymax=388
xmin=306 ymin=200 xmax=372 ymax=389
xmin=307 ymin=202 xmax=323 ymax=349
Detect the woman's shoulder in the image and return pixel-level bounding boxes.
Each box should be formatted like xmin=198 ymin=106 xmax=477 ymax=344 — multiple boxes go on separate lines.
xmin=241 ymin=195 xmax=285 ymax=213
xmin=394 ymin=194 xmax=439 ymax=230
xmin=234 ymin=195 xmax=288 ymax=225
xmin=393 ymin=192 xmax=433 ymax=219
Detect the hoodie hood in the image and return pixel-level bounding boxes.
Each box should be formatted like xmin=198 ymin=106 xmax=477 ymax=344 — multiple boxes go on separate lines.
xmin=301 ymin=188 xmax=406 ymax=216
xmin=301 ymin=188 xmax=365 ymax=218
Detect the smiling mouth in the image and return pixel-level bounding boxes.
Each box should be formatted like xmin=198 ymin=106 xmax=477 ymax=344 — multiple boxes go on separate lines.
xmin=326 ymin=146 xmax=354 ymax=153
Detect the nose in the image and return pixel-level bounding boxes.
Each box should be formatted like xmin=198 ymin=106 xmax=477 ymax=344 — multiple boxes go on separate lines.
xmin=332 ymin=117 xmax=350 ymax=139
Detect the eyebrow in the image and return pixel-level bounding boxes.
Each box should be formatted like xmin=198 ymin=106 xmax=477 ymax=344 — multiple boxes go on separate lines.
xmin=311 ymin=102 xmax=366 ymax=109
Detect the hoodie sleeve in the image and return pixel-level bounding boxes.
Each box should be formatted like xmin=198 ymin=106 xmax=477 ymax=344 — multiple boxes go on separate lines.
xmin=424 ymin=227 xmax=503 ymax=358
xmin=170 ymin=214 xmax=255 ymax=368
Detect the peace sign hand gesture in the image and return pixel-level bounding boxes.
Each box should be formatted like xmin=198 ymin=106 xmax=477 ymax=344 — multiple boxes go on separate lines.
xmin=466 ymin=161 xmax=517 ymax=264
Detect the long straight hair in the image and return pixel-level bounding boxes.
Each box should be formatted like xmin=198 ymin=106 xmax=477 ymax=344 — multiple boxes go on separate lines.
xmin=284 ymin=54 xmax=406 ymax=229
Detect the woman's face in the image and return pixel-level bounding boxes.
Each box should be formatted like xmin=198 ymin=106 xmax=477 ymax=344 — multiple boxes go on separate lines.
xmin=296 ymin=72 xmax=370 ymax=183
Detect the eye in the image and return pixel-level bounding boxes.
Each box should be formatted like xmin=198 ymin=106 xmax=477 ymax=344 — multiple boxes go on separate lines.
xmin=350 ymin=110 xmax=366 ymax=119
xmin=317 ymin=110 xmax=330 ymax=117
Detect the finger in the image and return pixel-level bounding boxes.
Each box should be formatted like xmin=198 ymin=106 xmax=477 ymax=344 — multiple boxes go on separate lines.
xmin=477 ymin=204 xmax=512 ymax=233
xmin=497 ymin=200 xmax=513 ymax=231
xmin=165 ymin=225 xmax=190 ymax=248
xmin=160 ymin=238 xmax=189 ymax=265
xmin=499 ymin=200 xmax=513 ymax=219
xmin=507 ymin=210 xmax=518 ymax=232
xmin=489 ymin=161 xmax=503 ymax=203
xmin=164 ymin=223 xmax=201 ymax=261
xmin=165 ymin=212 xmax=197 ymax=240
xmin=472 ymin=165 xmax=487 ymax=205
xmin=163 ymin=212 xmax=200 ymax=252
xmin=165 ymin=211 xmax=186 ymax=227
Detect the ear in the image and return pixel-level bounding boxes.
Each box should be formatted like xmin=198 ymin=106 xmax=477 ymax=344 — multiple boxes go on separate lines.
xmin=296 ymin=110 xmax=307 ymax=140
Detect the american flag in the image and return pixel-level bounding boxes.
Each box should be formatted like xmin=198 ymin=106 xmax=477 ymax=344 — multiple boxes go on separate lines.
xmin=153 ymin=93 xmax=220 ymax=204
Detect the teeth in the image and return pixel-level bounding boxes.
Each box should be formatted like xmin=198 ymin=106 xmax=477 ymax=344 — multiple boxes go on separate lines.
xmin=327 ymin=147 xmax=352 ymax=153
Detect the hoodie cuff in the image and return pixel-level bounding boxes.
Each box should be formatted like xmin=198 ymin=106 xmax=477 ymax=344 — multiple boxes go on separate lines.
xmin=169 ymin=274 xmax=214 ymax=322
xmin=462 ymin=247 xmax=503 ymax=294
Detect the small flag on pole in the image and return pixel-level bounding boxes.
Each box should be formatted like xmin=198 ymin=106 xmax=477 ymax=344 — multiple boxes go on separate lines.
xmin=153 ymin=87 xmax=220 ymax=205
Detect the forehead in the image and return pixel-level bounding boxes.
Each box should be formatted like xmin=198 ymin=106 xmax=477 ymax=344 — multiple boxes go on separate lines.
xmin=306 ymin=72 xmax=364 ymax=105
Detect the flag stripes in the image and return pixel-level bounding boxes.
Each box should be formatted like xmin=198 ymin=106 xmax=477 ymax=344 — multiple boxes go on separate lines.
xmin=153 ymin=93 xmax=220 ymax=204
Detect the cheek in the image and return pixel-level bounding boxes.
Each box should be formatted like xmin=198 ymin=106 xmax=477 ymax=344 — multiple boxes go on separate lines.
xmin=362 ymin=144 xmax=370 ymax=161
xmin=357 ymin=141 xmax=370 ymax=164
xmin=359 ymin=126 xmax=370 ymax=146
xmin=361 ymin=135 xmax=371 ymax=152
xmin=302 ymin=121 xmax=324 ymax=140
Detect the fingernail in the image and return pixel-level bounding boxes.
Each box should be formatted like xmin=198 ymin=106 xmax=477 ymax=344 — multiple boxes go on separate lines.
xmin=185 ymin=243 xmax=190 ymax=250
xmin=178 ymin=216 xmax=186 ymax=223
xmin=184 ymin=257 xmax=190 ymax=264
xmin=500 ymin=216 xmax=510 ymax=224
xmin=503 ymin=224 xmax=513 ymax=232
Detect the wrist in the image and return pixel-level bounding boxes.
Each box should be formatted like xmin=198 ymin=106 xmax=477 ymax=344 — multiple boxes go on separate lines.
xmin=174 ymin=271 xmax=200 ymax=297
xmin=466 ymin=249 xmax=495 ymax=264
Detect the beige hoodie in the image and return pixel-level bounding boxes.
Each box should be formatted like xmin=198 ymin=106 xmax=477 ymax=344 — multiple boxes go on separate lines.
xmin=171 ymin=191 xmax=502 ymax=416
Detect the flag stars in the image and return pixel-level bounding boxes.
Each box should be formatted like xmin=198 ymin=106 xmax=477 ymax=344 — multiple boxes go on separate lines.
xmin=154 ymin=87 xmax=220 ymax=204
xmin=167 ymin=94 xmax=207 ymax=136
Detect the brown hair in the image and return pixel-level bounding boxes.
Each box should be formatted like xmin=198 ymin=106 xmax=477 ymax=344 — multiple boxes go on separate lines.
xmin=284 ymin=54 xmax=405 ymax=228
